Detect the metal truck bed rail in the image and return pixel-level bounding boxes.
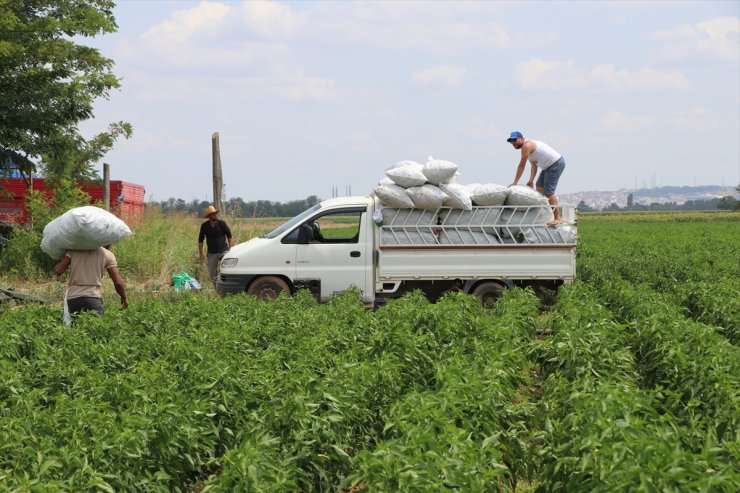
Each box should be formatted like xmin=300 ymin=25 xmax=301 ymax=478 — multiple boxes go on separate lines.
xmin=379 ymin=204 xmax=577 ymax=247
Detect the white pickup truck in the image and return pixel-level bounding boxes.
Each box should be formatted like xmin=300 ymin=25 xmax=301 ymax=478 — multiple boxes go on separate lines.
xmin=216 ymin=196 xmax=577 ymax=307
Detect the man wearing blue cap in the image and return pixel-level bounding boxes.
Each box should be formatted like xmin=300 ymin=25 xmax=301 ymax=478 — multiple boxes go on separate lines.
xmin=507 ymin=131 xmax=566 ymax=225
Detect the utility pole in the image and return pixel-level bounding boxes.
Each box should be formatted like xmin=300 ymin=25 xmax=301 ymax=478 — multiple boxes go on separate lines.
xmin=212 ymin=132 xmax=224 ymax=212
xmin=103 ymin=163 xmax=110 ymax=211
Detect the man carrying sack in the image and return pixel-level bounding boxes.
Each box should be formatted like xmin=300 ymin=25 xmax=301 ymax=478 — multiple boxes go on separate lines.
xmin=198 ymin=205 xmax=233 ymax=285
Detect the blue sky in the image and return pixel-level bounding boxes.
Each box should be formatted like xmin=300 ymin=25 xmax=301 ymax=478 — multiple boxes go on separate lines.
xmin=79 ymin=0 xmax=740 ymax=202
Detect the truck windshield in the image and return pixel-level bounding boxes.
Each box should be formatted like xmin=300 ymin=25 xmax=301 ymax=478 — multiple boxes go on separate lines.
xmin=262 ymin=204 xmax=322 ymax=239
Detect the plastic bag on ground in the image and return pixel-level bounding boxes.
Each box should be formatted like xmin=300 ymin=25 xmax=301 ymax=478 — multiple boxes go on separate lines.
xmin=173 ymin=272 xmax=201 ymax=291
xmin=41 ymin=206 xmax=132 ymax=260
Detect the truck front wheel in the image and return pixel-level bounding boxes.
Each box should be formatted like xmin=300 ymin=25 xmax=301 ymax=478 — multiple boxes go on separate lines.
xmin=247 ymin=276 xmax=290 ymax=301
xmin=472 ymin=282 xmax=505 ymax=308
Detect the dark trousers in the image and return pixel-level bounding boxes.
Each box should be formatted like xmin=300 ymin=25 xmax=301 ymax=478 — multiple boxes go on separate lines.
xmin=67 ymin=296 xmax=104 ymax=316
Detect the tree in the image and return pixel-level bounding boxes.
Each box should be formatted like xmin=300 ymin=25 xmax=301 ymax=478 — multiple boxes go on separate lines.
xmin=716 ymin=196 xmax=737 ymax=211
xmin=0 ymin=0 xmax=129 ymax=179
xmin=39 ymin=121 xmax=132 ymax=181
xmin=626 ymin=193 xmax=634 ymax=208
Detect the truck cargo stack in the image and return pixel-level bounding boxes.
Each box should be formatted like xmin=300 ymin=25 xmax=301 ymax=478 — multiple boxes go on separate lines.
xmin=217 ymin=157 xmax=577 ymax=306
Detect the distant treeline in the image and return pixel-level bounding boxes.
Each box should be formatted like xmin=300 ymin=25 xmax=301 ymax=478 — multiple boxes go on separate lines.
xmin=152 ymin=195 xmax=322 ymax=218
xmin=578 ymin=195 xmax=739 ymax=212
xmin=151 ymin=193 xmax=738 ymax=217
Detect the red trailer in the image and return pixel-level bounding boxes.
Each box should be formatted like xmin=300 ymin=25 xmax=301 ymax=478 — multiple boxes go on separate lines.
xmin=0 ymin=178 xmax=145 ymax=225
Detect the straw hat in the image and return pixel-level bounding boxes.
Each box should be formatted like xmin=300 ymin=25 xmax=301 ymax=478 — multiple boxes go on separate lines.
xmin=203 ymin=205 xmax=219 ymax=218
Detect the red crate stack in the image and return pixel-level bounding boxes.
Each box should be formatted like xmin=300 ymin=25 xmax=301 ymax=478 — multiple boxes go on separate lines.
xmin=0 ymin=178 xmax=145 ymax=225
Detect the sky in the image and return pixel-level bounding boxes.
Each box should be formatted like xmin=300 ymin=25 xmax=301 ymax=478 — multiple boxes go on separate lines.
xmin=78 ymin=0 xmax=740 ymax=203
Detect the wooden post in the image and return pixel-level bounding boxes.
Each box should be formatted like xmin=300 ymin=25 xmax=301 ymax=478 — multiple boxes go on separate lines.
xmin=212 ymin=132 xmax=224 ymax=213
xmin=103 ymin=163 xmax=111 ymax=211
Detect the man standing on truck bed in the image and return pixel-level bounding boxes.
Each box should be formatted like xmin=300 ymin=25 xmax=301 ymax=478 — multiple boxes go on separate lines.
xmin=198 ymin=205 xmax=233 ymax=285
xmin=507 ymin=131 xmax=566 ymax=226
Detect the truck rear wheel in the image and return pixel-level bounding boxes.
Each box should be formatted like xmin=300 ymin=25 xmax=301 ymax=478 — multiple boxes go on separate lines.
xmin=472 ymin=282 xmax=505 ymax=308
xmin=247 ymin=276 xmax=290 ymax=301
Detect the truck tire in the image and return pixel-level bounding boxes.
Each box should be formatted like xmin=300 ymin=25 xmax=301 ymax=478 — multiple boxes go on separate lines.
xmin=247 ymin=276 xmax=290 ymax=301
xmin=472 ymin=282 xmax=505 ymax=308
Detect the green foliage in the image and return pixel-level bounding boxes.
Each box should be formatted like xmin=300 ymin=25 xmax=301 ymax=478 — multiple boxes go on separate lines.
xmin=1 ymin=210 xmax=739 ymax=492
xmin=39 ymin=121 xmax=133 ymax=181
xmin=530 ymin=282 xmax=738 ymax=491
xmin=0 ymin=0 xmax=128 ymax=178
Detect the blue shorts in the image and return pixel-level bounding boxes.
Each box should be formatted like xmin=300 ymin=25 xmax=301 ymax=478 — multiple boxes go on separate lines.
xmin=536 ymin=157 xmax=565 ymax=196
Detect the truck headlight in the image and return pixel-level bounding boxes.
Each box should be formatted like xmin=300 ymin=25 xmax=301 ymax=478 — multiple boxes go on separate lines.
xmin=221 ymin=258 xmax=238 ymax=268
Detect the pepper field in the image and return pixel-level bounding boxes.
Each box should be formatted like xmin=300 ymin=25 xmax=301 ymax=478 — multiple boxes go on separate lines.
xmin=0 ymin=211 xmax=738 ymax=492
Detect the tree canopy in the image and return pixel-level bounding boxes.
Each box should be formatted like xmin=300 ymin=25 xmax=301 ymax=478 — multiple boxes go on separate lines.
xmin=0 ymin=0 xmax=130 ymax=180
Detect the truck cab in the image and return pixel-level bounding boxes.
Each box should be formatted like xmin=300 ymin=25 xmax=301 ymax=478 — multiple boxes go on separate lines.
xmin=217 ymin=196 xmax=376 ymax=302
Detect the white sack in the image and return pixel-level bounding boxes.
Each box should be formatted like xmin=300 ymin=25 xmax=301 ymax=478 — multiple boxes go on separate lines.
xmin=406 ymin=184 xmax=446 ymax=210
xmin=442 ymin=208 xmax=503 ymax=233
xmin=505 ymin=185 xmax=549 ymax=206
xmin=518 ymin=224 xmax=577 ymax=244
xmin=440 ymin=183 xmax=473 ymax=210
xmin=385 ymin=161 xmax=427 ymax=188
xmin=500 ymin=208 xmax=554 ymax=238
xmin=41 ymin=206 xmax=132 ymax=260
xmin=422 ymin=157 xmax=458 ymax=185
xmin=386 ymin=160 xmax=421 ymax=171
xmin=382 ymin=208 xmax=437 ymax=226
xmin=438 ymin=230 xmax=499 ymax=245
xmin=471 ymin=183 xmax=509 ymax=206
xmin=381 ymin=229 xmax=439 ymax=245
xmin=373 ymin=184 xmax=415 ymax=208
xmin=555 ymin=224 xmax=577 ymax=243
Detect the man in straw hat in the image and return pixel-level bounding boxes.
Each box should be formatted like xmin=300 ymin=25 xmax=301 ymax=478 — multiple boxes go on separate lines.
xmin=198 ymin=205 xmax=233 ymax=285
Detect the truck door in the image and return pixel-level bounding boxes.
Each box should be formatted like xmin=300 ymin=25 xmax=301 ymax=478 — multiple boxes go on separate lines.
xmin=294 ymin=207 xmax=368 ymax=301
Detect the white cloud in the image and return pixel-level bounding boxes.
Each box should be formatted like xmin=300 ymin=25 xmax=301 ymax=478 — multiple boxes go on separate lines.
xmin=262 ymin=67 xmax=339 ymax=102
xmin=238 ymin=0 xmax=512 ymax=52
xmin=670 ymin=107 xmax=720 ymax=131
xmin=516 ymin=58 xmax=689 ymax=92
xmin=599 ymin=110 xmax=657 ymax=133
xmin=515 ymin=59 xmax=586 ymax=91
xmin=465 ymin=118 xmax=501 ymax=140
xmin=590 ymin=65 xmax=689 ymax=91
xmin=411 ymin=65 xmax=468 ymax=87
xmin=651 ymin=16 xmax=740 ymax=62
xmin=142 ymin=1 xmax=231 ymax=44
xmin=239 ymin=0 xmax=306 ymax=39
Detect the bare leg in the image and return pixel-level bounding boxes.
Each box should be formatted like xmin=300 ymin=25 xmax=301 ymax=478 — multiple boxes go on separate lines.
xmin=546 ymin=194 xmax=560 ymax=226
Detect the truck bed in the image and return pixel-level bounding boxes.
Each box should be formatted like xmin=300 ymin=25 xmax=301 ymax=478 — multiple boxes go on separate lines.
xmin=376 ymin=202 xmax=577 ymax=282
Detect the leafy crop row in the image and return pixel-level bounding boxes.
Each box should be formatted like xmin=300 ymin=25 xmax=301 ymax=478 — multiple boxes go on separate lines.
xmin=597 ymin=279 xmax=739 ymax=446
xmin=339 ymin=289 xmax=539 ymax=492
xmin=578 ymin=220 xmax=738 ymax=288
xmin=0 ymin=289 xmax=542 ymax=492
xmin=530 ymin=282 xmax=738 ymax=491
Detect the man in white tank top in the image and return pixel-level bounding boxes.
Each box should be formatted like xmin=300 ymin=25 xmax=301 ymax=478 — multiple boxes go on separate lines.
xmin=507 ymin=131 xmax=566 ymax=225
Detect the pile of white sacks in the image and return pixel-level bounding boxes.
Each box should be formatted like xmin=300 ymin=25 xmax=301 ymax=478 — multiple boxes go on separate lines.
xmin=373 ymin=157 xmax=548 ymax=211
xmin=372 ymin=157 xmax=576 ymax=245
